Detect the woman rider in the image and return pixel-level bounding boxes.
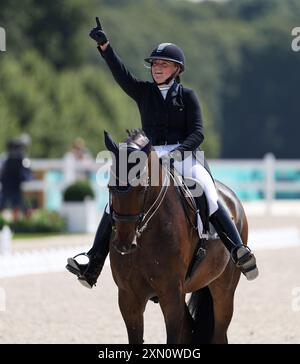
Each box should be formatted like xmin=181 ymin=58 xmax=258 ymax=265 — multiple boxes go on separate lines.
xmin=66 ymin=18 xmax=258 ymax=287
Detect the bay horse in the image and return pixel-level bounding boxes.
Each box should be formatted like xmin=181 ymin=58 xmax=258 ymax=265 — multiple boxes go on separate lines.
xmin=104 ymin=129 xmax=247 ymax=344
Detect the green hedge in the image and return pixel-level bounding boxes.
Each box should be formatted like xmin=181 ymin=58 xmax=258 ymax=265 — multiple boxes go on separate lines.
xmin=63 ymin=180 xmax=95 ymax=202
xmin=0 ymin=210 xmax=65 ymax=233
xmin=0 ymin=215 xmax=6 ymax=230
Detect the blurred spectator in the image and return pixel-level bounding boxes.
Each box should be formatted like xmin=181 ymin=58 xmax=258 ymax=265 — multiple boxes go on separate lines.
xmin=0 ymin=137 xmax=32 ymax=219
xmin=64 ymin=137 xmax=93 ymax=180
xmin=70 ymin=137 xmax=93 ymax=162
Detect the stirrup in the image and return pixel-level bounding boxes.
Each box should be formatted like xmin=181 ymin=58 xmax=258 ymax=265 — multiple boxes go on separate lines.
xmin=232 ymin=246 xmax=259 ymax=281
xmin=65 ymin=253 xmax=89 ymax=277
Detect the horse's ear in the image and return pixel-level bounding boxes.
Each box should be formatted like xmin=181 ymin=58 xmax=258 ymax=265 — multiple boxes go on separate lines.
xmin=104 ymin=131 xmax=118 ymax=154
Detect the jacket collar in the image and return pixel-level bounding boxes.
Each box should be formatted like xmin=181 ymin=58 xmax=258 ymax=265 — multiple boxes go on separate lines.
xmin=153 ymin=80 xmax=181 ymax=103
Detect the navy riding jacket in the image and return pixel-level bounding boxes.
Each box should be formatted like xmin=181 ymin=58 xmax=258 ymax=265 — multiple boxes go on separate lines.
xmin=98 ymin=44 xmax=204 ymax=154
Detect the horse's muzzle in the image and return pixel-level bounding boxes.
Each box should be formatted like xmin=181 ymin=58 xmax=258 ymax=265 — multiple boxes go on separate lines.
xmin=112 ymin=238 xmax=138 ymax=255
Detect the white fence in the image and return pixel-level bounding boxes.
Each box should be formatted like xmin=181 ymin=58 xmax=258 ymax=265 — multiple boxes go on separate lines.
xmin=210 ymin=153 xmax=300 ymax=202
xmin=3 ymin=153 xmax=300 ymax=210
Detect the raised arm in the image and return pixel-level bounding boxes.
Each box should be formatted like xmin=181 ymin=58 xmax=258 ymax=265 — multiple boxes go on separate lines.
xmin=89 ymin=17 xmax=144 ymax=102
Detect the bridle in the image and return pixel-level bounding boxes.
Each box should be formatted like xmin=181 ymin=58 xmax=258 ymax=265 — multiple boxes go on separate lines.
xmin=109 ymin=163 xmax=149 ymax=228
xmin=109 ymin=159 xmax=170 ymax=255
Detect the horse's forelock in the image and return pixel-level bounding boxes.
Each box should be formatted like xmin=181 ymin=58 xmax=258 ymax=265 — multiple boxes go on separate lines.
xmin=126 ymin=128 xmax=145 ymax=139
xmin=125 ymin=129 xmax=150 ymax=151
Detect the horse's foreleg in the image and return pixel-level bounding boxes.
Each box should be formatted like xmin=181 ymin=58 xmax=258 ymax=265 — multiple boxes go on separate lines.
xmin=118 ymin=289 xmax=147 ymax=344
xmin=159 ymin=291 xmax=191 ymax=344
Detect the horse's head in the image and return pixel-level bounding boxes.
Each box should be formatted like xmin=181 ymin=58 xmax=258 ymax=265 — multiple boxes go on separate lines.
xmin=104 ymin=129 xmax=151 ymax=255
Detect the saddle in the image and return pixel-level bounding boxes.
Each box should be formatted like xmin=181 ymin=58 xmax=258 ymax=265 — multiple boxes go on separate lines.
xmin=174 ymin=176 xmax=215 ymax=280
xmin=175 ymin=176 xmax=210 ymax=236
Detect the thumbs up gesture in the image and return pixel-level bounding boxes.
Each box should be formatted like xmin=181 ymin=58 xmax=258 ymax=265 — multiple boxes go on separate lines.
xmin=89 ymin=17 xmax=108 ymax=46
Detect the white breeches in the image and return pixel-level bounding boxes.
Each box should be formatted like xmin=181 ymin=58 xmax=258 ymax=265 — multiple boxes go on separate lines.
xmin=154 ymin=144 xmax=219 ymax=216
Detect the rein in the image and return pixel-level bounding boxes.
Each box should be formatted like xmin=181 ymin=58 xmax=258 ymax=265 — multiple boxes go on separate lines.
xmin=136 ymin=167 xmax=169 ymax=237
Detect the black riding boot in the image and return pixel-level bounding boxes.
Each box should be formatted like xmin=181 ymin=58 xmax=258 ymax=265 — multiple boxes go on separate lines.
xmin=208 ymin=201 xmax=258 ymax=280
xmin=66 ymin=212 xmax=111 ymax=288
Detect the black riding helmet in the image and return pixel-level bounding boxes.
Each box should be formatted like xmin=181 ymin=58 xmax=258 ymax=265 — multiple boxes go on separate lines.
xmin=145 ymin=43 xmax=185 ymax=72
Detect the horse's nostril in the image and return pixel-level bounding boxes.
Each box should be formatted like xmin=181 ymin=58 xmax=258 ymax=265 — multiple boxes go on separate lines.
xmin=131 ymin=244 xmax=137 ymax=251
xmin=113 ymin=240 xmax=138 ymax=255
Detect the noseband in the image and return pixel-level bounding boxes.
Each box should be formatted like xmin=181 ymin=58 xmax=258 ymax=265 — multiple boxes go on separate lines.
xmin=110 ymin=183 xmax=149 ymax=228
